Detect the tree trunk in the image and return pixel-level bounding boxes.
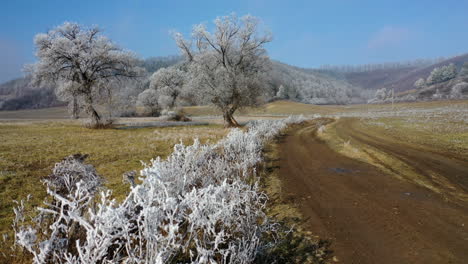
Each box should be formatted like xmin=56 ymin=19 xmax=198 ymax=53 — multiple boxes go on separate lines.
xmin=84 ymin=94 xmax=101 ymax=126
xmin=223 ymin=109 xmax=239 ymax=127
xmin=170 ymin=95 xmax=177 ymax=109
xmin=70 ymin=96 xmax=79 ymax=119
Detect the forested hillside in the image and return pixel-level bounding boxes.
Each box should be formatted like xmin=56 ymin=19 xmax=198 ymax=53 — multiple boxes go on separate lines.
xmin=269 ymin=61 xmax=363 ymax=104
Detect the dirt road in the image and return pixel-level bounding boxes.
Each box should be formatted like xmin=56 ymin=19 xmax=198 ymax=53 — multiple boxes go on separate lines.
xmin=279 ymin=119 xmax=468 ymax=264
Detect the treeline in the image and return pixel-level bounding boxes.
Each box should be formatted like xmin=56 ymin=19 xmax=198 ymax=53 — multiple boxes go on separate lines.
xmin=318 ymin=57 xmax=453 ymax=73
xmin=0 ymin=77 xmax=63 ymax=110
xmin=0 ymin=56 xmax=181 ymax=111
xmin=139 ymin=55 xmax=183 ymax=73
xmin=268 ymin=62 xmax=364 ymax=104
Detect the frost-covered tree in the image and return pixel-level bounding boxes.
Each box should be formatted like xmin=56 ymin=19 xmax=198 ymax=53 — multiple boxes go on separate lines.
xmin=276 ymin=85 xmax=288 ymax=99
xmin=450 ymin=82 xmax=468 ymax=99
xmin=174 ymin=14 xmax=272 ymax=127
xmin=414 ymin=78 xmax=426 ymax=89
xmin=28 ymin=22 xmax=143 ymax=126
xmin=149 ymin=67 xmax=187 ymax=109
xmin=137 ymin=89 xmax=160 ymax=116
xmin=459 ymin=62 xmax=468 ymax=80
xmin=375 ymin=87 xmax=387 ymax=100
xmin=426 ymin=63 xmax=457 ymax=85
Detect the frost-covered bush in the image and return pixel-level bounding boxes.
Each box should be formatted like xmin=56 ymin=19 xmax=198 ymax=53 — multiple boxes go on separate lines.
xmin=159 ymin=109 xmax=191 ymax=121
xmin=149 ymin=67 xmax=187 ymax=110
xmin=414 ymin=78 xmax=426 ymax=88
xmin=432 ymin=89 xmax=444 ymax=100
xmin=137 ymin=89 xmax=161 ymax=116
xmin=374 ymin=88 xmax=388 ymax=100
xmin=459 ymin=62 xmax=468 ymax=80
xmin=450 ymin=82 xmax=468 ymax=99
xmin=13 ymin=154 xmax=104 ymax=263
xmin=13 ymin=117 xmax=308 ymax=264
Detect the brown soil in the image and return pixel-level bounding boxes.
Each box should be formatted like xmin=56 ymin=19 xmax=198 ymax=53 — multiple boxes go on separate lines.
xmin=278 ymin=119 xmax=468 ymax=264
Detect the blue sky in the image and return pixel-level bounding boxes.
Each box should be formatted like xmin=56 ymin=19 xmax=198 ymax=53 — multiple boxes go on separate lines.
xmin=1 ymin=0 xmax=468 ymax=83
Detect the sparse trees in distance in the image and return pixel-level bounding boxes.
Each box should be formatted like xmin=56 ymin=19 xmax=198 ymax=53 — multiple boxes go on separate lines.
xmin=318 ymin=57 xmax=449 ymax=73
xmin=426 ymin=63 xmax=457 ymax=85
xmin=450 ymin=82 xmax=468 ymax=99
xmin=414 ymin=78 xmax=426 ymax=89
xmin=174 ymin=14 xmax=272 ymax=127
xmin=29 ymin=22 xmax=143 ymax=126
xmin=459 ymin=62 xmax=468 ymax=80
xmin=374 ymin=87 xmax=387 ymax=100
xmin=276 ymin=84 xmax=288 ymax=99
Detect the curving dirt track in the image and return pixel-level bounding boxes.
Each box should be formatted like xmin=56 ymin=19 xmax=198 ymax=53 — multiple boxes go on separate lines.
xmin=279 ymin=119 xmax=468 ymax=264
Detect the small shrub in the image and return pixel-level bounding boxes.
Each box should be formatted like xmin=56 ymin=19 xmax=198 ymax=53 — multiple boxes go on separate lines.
xmin=160 ymin=109 xmax=191 ymax=122
xmin=81 ymin=118 xmax=114 ymax=129
xmin=450 ymin=82 xmax=468 ymax=99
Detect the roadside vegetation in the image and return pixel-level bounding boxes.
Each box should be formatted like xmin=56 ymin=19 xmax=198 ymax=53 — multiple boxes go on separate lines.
xmin=6 ymin=117 xmax=332 ymax=263
xmin=0 ymin=121 xmax=227 ymax=256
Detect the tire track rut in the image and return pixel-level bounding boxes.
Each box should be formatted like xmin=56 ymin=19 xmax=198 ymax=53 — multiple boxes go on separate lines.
xmin=279 ymin=119 xmax=468 ymax=264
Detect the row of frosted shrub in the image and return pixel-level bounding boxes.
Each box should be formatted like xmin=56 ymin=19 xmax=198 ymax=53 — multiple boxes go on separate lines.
xmin=14 ymin=116 xmax=307 ymax=264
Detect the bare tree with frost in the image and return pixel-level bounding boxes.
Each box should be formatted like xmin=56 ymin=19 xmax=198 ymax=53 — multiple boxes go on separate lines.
xmin=149 ymin=67 xmax=187 ymax=109
xmin=28 ymin=22 xmax=143 ymax=126
xmin=174 ymin=14 xmax=272 ymax=127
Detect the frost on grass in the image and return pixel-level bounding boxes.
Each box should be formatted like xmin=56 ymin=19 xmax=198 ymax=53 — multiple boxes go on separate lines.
xmin=13 ymin=116 xmax=308 ymax=264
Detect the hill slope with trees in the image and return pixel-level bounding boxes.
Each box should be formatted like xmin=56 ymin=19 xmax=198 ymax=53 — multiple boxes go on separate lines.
xmin=0 ymin=59 xmax=364 ymax=112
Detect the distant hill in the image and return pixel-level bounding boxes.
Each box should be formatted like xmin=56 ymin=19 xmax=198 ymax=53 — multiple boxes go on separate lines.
xmin=343 ymin=67 xmax=417 ymax=91
xmin=311 ymin=54 xmax=468 ymax=102
xmin=382 ymin=53 xmax=468 ymax=93
xmin=326 ymin=54 xmax=468 ymax=93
